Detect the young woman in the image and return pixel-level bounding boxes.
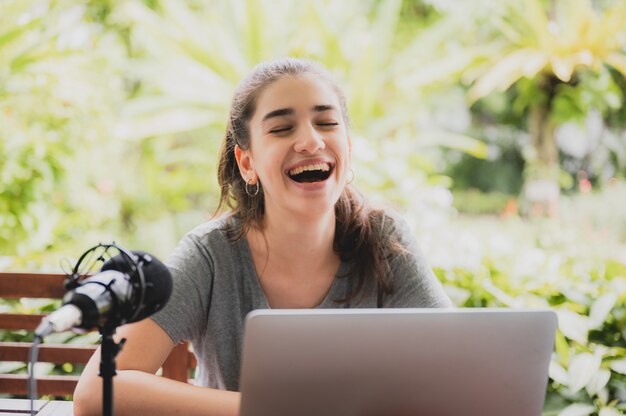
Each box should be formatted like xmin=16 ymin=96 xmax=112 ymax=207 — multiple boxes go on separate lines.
xmin=73 ymin=58 xmax=451 ymax=416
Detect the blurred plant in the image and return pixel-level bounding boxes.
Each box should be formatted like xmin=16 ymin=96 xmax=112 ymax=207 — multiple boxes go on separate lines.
xmin=3 ymin=3 xmax=626 ymax=411
xmin=450 ymin=189 xmax=513 ymax=215
xmin=0 ymin=0 xmax=488 ymax=266
xmin=437 ymin=254 xmax=626 ymax=415
xmin=400 ymin=0 xmax=626 ymax=215
xmin=445 ymin=124 xmax=526 ymax=202
xmin=105 ymin=0 xmax=485 ymax=243
xmin=427 ymin=209 xmax=626 ymax=415
xmin=0 ymin=0 xmax=127 ymax=257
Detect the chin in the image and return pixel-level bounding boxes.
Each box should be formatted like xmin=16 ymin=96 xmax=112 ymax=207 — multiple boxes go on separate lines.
xmin=289 ymin=199 xmax=337 ymax=220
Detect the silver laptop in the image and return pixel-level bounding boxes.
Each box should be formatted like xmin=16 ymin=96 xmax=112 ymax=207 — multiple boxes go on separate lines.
xmin=239 ymin=308 xmax=557 ymax=416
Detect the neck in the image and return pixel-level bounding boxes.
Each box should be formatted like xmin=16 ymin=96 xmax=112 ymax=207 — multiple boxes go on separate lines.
xmin=249 ymin=208 xmax=337 ymax=275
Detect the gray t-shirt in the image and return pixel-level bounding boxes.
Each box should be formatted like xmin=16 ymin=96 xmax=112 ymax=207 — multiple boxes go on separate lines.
xmin=151 ymin=214 xmax=451 ymax=391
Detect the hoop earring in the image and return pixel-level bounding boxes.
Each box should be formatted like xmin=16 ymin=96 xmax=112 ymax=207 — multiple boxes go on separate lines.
xmin=346 ymin=168 xmax=354 ymax=184
xmin=245 ymin=179 xmax=260 ymax=197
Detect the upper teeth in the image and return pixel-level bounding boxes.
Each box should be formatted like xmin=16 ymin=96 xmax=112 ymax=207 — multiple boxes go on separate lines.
xmin=288 ymin=163 xmax=331 ymax=176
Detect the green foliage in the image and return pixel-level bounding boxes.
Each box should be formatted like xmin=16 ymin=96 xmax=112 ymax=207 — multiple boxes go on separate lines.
xmin=551 ymin=69 xmax=625 ymax=126
xmin=451 ymin=189 xmax=513 ymax=215
xmin=0 ymin=0 xmax=491 ymax=264
xmin=447 ymin=146 xmax=525 ymax=195
xmin=2 ymin=2 xmax=626 ymax=413
xmin=559 ymin=180 xmax=626 ymax=244
xmin=403 ymin=0 xmax=626 ymax=204
xmin=0 ymin=0 xmax=128 ymax=256
xmin=430 ymin=214 xmax=626 ymax=415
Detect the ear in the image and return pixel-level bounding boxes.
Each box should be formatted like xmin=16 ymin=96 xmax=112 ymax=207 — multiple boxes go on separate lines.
xmin=234 ymin=145 xmax=257 ymax=183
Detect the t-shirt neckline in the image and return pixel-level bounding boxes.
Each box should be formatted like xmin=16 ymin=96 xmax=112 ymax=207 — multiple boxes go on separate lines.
xmin=237 ymin=236 xmax=348 ymax=309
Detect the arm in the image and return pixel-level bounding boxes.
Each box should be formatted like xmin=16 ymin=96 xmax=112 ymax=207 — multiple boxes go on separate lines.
xmin=73 ymin=318 xmax=240 ymax=416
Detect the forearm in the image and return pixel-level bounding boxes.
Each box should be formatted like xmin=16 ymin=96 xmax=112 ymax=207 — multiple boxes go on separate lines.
xmin=73 ymin=370 xmax=240 ymax=416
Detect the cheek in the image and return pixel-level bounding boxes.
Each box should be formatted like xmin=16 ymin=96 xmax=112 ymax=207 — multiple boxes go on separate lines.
xmin=251 ymin=146 xmax=283 ymax=181
xmin=333 ymin=136 xmax=351 ymax=157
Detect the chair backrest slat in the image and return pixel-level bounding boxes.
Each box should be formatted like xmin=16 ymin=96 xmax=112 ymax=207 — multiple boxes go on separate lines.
xmin=0 ymin=314 xmax=46 ymax=331
xmin=0 ymin=271 xmax=196 ymax=397
xmin=0 ymin=342 xmax=96 ymax=363
xmin=0 ymin=273 xmax=67 ymax=299
xmin=0 ymin=374 xmax=81 ymax=397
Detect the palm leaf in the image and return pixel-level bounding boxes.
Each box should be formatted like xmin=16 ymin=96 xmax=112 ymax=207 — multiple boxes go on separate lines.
xmin=468 ymin=48 xmax=547 ymax=102
xmin=417 ymin=128 xmax=489 ymax=159
xmin=605 ymin=53 xmax=626 ymax=78
xmin=0 ymin=18 xmax=42 ymax=50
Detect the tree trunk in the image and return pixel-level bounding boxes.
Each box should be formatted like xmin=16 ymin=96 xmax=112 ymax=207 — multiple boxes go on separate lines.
xmin=522 ymin=102 xmax=560 ymax=217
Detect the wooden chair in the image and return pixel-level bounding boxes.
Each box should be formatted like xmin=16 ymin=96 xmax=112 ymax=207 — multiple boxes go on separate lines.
xmin=0 ymin=272 xmax=196 ymax=397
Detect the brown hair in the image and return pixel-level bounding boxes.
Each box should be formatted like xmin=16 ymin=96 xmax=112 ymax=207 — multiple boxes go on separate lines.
xmin=216 ymin=57 xmax=401 ymax=302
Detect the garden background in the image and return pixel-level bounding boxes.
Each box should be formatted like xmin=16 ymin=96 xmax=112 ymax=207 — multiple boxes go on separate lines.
xmin=2 ymin=0 xmax=626 ymax=414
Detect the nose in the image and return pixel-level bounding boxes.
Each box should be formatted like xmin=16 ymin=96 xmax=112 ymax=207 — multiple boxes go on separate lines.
xmin=293 ymin=124 xmax=325 ymax=153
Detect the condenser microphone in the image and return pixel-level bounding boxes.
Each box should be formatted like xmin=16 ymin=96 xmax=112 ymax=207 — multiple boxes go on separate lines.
xmin=35 ymin=250 xmax=172 ymax=337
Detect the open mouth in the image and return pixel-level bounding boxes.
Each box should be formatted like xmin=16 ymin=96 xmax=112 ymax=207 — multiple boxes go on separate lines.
xmin=287 ymin=162 xmax=333 ymax=183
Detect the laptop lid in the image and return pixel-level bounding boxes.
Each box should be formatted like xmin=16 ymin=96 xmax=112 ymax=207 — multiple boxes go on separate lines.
xmin=239 ymin=308 xmax=557 ymax=416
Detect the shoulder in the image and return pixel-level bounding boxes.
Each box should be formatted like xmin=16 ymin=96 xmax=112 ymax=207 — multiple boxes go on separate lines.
xmin=371 ymin=207 xmax=415 ymax=248
xmin=167 ymin=215 xmax=240 ymax=269
xmin=379 ymin=210 xmax=452 ymax=307
xmin=178 ymin=215 xmax=242 ymax=252
xmin=184 ymin=215 xmax=236 ymax=243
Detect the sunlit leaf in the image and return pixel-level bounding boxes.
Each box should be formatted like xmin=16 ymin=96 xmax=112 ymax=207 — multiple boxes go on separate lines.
xmin=468 ymin=49 xmax=546 ymax=102
xmin=549 ymin=360 xmax=569 ymax=385
xmin=551 ymin=56 xmax=575 ymax=82
xmin=554 ymin=331 xmax=570 ymax=364
xmin=557 ymin=309 xmax=589 ymax=345
xmin=68 ymin=332 xmax=101 ymax=345
xmin=605 ymin=53 xmax=626 ymax=77
xmin=33 ymin=362 xmax=55 ymax=377
xmin=0 ymin=17 xmax=41 ymax=49
xmin=558 ymin=403 xmax=596 ymax=416
xmin=420 ymin=129 xmax=488 ymax=159
xmin=589 ymin=293 xmax=617 ymax=329
xmin=44 ymin=331 xmax=75 ymax=344
xmin=610 ymin=359 xmax=626 ymax=375
xmin=568 ymin=352 xmax=602 ymax=393
xmin=598 ymin=408 xmax=622 ymax=416
xmin=119 ymin=112 xmax=219 ymax=141
xmin=0 ymin=361 xmax=25 ymax=373
xmin=400 ymin=46 xmax=491 ymax=90
xmin=585 ymin=368 xmax=611 ymax=396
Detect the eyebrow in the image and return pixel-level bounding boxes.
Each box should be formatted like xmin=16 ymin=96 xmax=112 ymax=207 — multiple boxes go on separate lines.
xmin=313 ymin=104 xmax=336 ymax=113
xmin=261 ymin=104 xmax=337 ymax=122
xmin=262 ymin=108 xmax=294 ymax=122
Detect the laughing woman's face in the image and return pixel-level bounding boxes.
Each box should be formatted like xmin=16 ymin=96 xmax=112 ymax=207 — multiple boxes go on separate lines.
xmin=235 ymin=74 xmax=352 ymax=222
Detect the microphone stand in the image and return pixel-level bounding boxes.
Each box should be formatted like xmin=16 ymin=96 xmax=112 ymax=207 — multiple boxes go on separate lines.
xmin=99 ymin=324 xmax=126 ymax=416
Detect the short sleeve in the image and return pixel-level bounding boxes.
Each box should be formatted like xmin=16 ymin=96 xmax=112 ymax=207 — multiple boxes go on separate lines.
xmin=382 ymin=213 xmax=452 ymax=308
xmin=151 ymin=231 xmax=214 ymax=344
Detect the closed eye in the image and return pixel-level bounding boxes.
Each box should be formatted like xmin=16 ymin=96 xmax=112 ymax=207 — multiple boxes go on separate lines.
xmin=318 ymin=122 xmax=339 ymax=127
xmin=269 ymin=126 xmax=293 ymax=134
